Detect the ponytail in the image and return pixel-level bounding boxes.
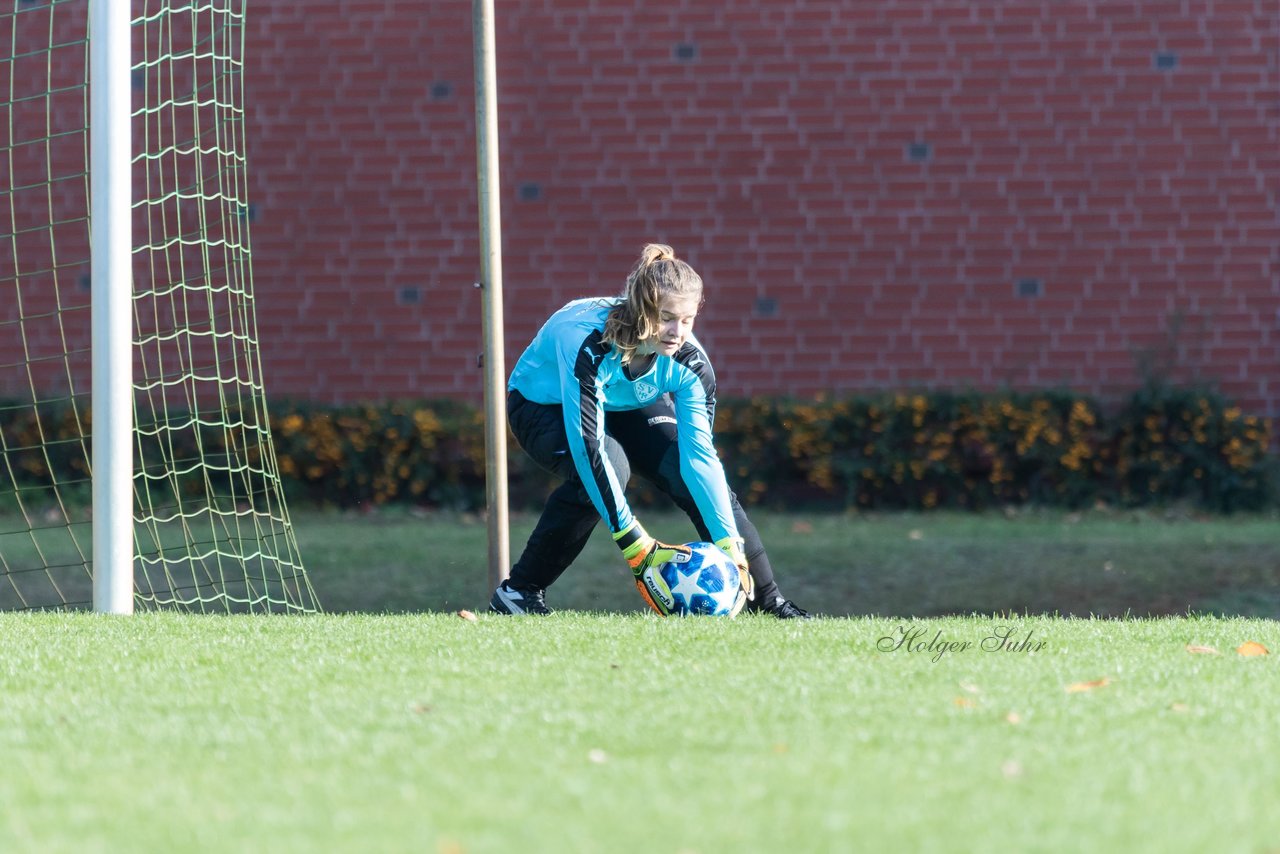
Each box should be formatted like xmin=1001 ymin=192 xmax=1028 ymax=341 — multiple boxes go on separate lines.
xmin=602 ymin=243 xmax=703 ymax=363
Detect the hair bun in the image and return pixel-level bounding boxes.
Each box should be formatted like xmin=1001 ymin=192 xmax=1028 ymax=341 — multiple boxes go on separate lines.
xmin=641 ymin=243 xmax=675 ymax=265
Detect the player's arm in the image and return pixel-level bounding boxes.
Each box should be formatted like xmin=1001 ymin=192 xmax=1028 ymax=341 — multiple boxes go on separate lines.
xmin=557 ymin=330 xmax=631 ymax=533
xmin=670 ymin=351 xmax=738 ymax=543
xmin=671 ymin=349 xmax=754 ymax=600
xmin=556 ymin=331 xmax=689 ymax=615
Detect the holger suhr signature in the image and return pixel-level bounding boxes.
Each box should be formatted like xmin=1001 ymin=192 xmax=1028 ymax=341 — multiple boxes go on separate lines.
xmin=877 ymin=624 xmax=1047 ymax=663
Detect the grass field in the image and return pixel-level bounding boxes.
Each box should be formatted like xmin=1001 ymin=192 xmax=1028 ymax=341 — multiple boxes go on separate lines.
xmin=294 ymin=507 xmax=1280 ymax=619
xmin=3 ymin=509 xmax=1279 ymax=852
xmin=2 ymin=612 xmax=1277 ymax=853
xmin=6 ymin=507 xmax=1280 ymax=617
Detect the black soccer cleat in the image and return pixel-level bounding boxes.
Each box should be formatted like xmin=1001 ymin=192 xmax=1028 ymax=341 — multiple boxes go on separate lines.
xmin=488 ymin=581 xmax=552 ymax=615
xmin=766 ymin=598 xmax=812 ymax=620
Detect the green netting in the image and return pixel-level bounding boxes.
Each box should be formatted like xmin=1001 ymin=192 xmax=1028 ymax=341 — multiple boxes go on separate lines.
xmin=1 ymin=0 xmax=319 ymax=613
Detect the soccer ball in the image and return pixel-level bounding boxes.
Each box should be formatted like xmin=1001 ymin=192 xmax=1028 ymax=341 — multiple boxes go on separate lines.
xmin=640 ymin=542 xmax=745 ymax=617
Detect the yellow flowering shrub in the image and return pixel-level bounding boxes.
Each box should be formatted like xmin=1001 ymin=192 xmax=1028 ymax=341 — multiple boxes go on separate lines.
xmin=712 ymin=387 xmax=1273 ymax=511
xmin=1112 ymin=383 xmax=1274 ymax=511
xmin=2 ymin=384 xmax=1274 ymax=512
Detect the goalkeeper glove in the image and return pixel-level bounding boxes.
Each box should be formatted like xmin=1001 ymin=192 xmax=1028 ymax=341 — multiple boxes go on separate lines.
xmin=614 ymin=521 xmax=692 ymax=616
xmin=715 ymin=535 xmax=755 ymax=602
xmin=614 ymin=520 xmax=692 ymax=575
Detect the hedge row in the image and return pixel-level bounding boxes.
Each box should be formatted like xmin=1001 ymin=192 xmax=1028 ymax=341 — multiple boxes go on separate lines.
xmin=3 ymin=385 xmax=1275 ymax=513
xmin=713 ymin=385 xmax=1274 ymax=512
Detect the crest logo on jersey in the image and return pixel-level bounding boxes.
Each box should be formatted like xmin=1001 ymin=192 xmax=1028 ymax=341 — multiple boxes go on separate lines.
xmin=634 ymin=380 xmax=659 ymax=403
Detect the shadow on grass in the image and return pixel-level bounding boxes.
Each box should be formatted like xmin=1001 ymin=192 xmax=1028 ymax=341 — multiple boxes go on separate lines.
xmin=5 ymin=507 xmax=1279 ymax=618
xmin=293 ymin=507 xmax=1280 ymax=620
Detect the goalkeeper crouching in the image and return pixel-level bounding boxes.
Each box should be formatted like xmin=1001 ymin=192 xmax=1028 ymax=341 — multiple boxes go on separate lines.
xmin=488 ymin=243 xmax=810 ymax=620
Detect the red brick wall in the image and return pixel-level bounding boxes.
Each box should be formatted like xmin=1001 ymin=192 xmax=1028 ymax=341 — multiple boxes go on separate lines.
xmin=244 ymin=0 xmax=1279 ymax=417
xmin=5 ymin=2 xmax=1279 ymax=417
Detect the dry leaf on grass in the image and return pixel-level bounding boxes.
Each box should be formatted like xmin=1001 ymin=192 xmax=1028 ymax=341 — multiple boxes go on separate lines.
xmin=1236 ymin=641 xmax=1269 ymax=657
xmin=1066 ymin=677 xmax=1111 ymax=693
xmin=1185 ymin=644 xmax=1219 ymax=655
xmin=790 ymin=520 xmax=814 ymax=534
xmin=457 ymin=609 xmax=478 ymax=622
xmin=953 ymin=696 xmax=977 ymax=708
xmin=1005 ymin=711 xmax=1022 ymax=725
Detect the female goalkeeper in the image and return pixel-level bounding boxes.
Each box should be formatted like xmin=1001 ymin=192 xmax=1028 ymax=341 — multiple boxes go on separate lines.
xmin=489 ymin=243 xmax=810 ymax=619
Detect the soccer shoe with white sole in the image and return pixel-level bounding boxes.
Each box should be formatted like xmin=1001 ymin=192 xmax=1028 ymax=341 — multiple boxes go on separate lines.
xmin=488 ymin=581 xmax=552 ymax=615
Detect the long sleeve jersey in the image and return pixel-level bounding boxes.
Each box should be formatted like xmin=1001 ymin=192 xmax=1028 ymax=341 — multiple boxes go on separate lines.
xmin=508 ymin=297 xmax=739 ymax=543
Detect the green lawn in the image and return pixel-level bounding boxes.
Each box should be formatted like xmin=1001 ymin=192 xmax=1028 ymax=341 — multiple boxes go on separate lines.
xmin=4 ymin=507 xmax=1280 ymax=617
xmin=3 ymin=508 xmax=1279 ymax=851
xmin=1 ymin=612 xmax=1277 ymax=853
xmin=292 ymin=507 xmax=1280 ymax=619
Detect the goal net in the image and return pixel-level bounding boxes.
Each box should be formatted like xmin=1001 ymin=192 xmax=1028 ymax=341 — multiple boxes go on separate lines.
xmin=1 ymin=0 xmax=319 ymax=612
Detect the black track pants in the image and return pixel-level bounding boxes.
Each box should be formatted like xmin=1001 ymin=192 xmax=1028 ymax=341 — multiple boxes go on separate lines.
xmin=505 ymin=390 xmax=781 ymax=607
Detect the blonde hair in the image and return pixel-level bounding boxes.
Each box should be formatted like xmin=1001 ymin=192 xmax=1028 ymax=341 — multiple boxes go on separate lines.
xmin=602 ymin=243 xmax=703 ymax=364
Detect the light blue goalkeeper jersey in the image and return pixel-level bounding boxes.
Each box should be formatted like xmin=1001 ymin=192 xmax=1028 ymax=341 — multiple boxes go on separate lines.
xmin=508 ymin=297 xmax=739 ymax=543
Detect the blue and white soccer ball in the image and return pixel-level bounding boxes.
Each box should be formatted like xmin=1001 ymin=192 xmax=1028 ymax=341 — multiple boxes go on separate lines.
xmin=640 ymin=542 xmax=745 ymax=617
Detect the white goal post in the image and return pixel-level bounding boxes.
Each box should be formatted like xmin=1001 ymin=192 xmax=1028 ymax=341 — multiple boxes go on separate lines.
xmin=1 ymin=0 xmax=317 ymax=614
xmin=89 ymin=0 xmax=133 ymax=614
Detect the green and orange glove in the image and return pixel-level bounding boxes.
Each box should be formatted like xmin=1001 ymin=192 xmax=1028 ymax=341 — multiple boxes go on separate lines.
xmin=715 ymin=535 xmax=755 ymax=603
xmin=613 ymin=520 xmax=692 ymax=616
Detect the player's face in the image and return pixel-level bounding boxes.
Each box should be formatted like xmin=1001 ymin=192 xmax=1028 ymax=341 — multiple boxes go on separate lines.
xmin=648 ymin=293 xmax=699 ymax=357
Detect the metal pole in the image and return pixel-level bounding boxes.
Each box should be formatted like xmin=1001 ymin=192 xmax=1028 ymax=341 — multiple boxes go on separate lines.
xmin=90 ymin=0 xmax=134 ymax=614
xmin=473 ymin=0 xmax=510 ymax=591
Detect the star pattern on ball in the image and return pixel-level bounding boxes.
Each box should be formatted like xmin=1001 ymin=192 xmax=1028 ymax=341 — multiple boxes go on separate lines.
xmin=669 ymin=565 xmax=705 ymax=610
